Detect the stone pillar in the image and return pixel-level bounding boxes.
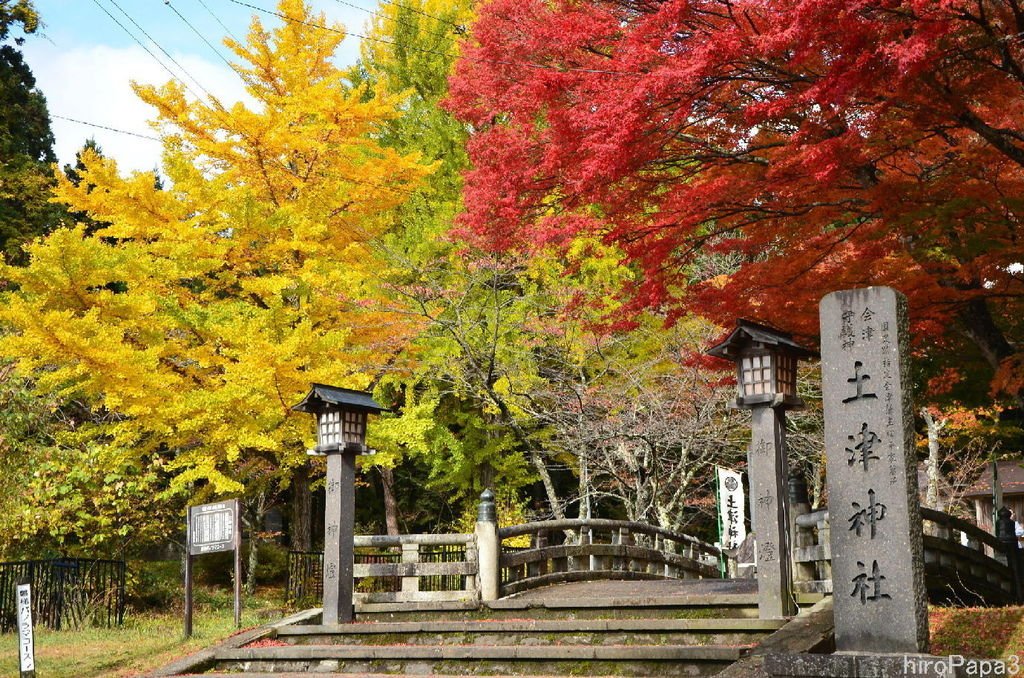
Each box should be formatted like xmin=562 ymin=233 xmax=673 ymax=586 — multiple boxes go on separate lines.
xmin=996 ymin=507 xmax=1024 ymax=603
xmin=820 ymin=286 xmax=928 ymax=654
xmin=322 ymin=443 xmax=358 ymax=625
xmin=475 ymin=489 xmax=499 ymax=603
xmin=788 ymin=471 xmax=815 ymax=584
xmin=748 ymin=405 xmax=795 ymax=618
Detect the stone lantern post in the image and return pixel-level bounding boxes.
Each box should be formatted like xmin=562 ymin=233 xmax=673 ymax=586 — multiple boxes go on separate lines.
xmin=708 ymin=320 xmax=817 ymax=618
xmin=293 ymin=383 xmax=385 ymax=624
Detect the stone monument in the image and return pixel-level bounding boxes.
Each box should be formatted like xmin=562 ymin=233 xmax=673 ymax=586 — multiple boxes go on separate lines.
xmin=766 ymin=287 xmax=967 ymax=677
xmin=820 ymin=286 xmax=928 ymax=654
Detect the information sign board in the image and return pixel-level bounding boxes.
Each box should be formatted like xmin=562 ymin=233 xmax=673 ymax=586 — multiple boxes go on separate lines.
xmin=185 ymin=498 xmax=241 ymax=636
xmin=188 ymin=500 xmax=238 ymax=555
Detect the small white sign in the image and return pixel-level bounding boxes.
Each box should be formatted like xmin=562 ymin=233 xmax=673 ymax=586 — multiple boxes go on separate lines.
xmin=717 ymin=467 xmax=747 ymax=550
xmin=17 ymin=583 xmax=34 ymax=674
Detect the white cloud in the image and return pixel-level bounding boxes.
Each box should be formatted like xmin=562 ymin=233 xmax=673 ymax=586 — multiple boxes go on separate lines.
xmin=21 ymin=0 xmax=368 ymax=175
xmin=24 ymin=41 xmax=252 ymax=174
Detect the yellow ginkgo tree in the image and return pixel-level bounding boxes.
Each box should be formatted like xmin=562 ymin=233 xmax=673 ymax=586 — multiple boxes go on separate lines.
xmin=0 ymin=0 xmax=429 ymax=555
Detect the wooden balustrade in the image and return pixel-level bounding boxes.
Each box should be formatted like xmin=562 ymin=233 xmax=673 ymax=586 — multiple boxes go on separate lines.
xmin=497 ymin=519 xmax=725 ymax=596
xmin=287 ymin=503 xmax=1020 ymax=611
xmin=792 ymin=506 xmax=1019 ymax=605
xmin=351 ymin=533 xmax=478 ymax=604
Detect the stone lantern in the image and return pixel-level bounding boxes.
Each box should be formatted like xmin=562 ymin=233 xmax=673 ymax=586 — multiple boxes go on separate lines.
xmin=293 ymin=383 xmax=385 ymax=624
xmin=707 ymin=320 xmax=815 ymax=409
xmin=708 ymin=320 xmax=817 ymax=619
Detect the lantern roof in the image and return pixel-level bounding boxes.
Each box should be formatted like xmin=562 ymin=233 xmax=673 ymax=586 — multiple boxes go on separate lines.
xmin=706 ymin=319 xmax=819 ymax=361
xmin=292 ymin=383 xmax=386 ymax=415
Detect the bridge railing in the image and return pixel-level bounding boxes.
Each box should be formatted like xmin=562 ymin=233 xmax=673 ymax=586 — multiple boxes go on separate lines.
xmin=497 ymin=519 xmax=725 ymax=597
xmin=351 ymin=533 xmax=478 ymax=604
xmin=793 ymin=506 xmax=1020 ymax=605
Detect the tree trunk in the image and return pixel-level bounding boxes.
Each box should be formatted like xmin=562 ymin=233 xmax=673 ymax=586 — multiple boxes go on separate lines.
xmin=246 ymin=530 xmax=260 ymax=596
xmin=922 ymin=408 xmax=947 ymax=514
xmin=379 ymin=466 xmax=400 ymax=536
xmin=244 ymin=495 xmax=268 ymax=596
xmin=579 ymin=451 xmax=591 ymax=521
xmin=530 ymin=450 xmax=566 ymax=521
xmin=291 ymin=464 xmax=312 ymax=552
xmin=957 ymin=297 xmax=1022 ymax=406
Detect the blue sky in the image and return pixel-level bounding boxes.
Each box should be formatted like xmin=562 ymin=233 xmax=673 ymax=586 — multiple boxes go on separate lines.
xmin=20 ymin=0 xmax=369 ymax=172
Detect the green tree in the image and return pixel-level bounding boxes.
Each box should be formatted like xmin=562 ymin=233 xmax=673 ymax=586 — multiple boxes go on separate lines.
xmin=0 ymin=0 xmax=62 ymax=263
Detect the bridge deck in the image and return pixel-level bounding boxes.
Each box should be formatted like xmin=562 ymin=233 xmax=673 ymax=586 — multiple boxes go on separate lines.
xmin=499 ymin=577 xmax=758 ymax=602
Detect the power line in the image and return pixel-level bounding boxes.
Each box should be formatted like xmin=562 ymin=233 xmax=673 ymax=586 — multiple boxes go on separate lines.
xmin=164 ymin=0 xmax=236 ymax=70
xmin=195 ymin=0 xmax=242 ymax=43
xmin=227 ymin=0 xmax=641 ymax=78
xmin=373 ymin=0 xmax=466 ymax=34
xmin=52 ymin=114 xmax=161 ymax=142
xmin=106 ymin=0 xmax=214 ymax=98
xmin=328 ymin=0 xmax=427 ymax=37
xmin=53 ymin=113 xmax=420 ymax=198
xmin=326 ymin=0 xmax=459 ymax=40
xmin=89 ymin=0 xmax=207 ymax=100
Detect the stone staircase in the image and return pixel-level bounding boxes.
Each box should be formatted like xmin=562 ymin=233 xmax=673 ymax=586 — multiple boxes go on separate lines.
xmin=194 ymin=587 xmax=824 ymax=676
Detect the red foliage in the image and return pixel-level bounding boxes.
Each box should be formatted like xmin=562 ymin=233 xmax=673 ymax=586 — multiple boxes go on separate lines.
xmin=244 ymin=637 xmax=290 ymax=648
xmin=447 ymin=0 xmax=1024 ymax=397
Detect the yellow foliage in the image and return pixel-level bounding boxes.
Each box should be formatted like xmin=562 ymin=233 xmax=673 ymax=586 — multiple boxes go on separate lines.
xmin=0 ymin=1 xmax=429 ymax=494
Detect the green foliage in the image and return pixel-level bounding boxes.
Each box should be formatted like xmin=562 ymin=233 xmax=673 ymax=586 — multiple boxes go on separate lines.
xmin=252 ymin=541 xmax=289 ymax=584
xmin=0 ymin=439 xmax=181 ymax=560
xmin=126 ymin=560 xmax=180 ymax=611
xmin=0 ymin=15 xmax=62 ymax=263
xmin=0 ymin=1 xmax=38 ymax=40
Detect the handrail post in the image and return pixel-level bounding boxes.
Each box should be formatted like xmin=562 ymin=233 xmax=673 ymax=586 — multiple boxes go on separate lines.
xmin=817 ymin=513 xmax=831 ymax=583
xmin=788 ymin=471 xmax=815 ymax=584
xmin=996 ymin=506 xmax=1023 ymax=603
xmin=475 ymin=489 xmax=499 ymax=603
xmin=620 ymin=527 xmax=632 ymax=572
xmin=401 ymin=542 xmax=420 ymax=597
xmin=536 ymin=530 xmax=549 ymax=577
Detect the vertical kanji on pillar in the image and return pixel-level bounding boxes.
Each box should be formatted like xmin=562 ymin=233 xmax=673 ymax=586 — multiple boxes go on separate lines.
xmin=820 ymin=287 xmax=928 ymax=654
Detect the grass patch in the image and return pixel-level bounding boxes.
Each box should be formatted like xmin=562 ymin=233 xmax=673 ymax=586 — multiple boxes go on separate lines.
xmin=0 ymin=585 xmax=287 ymax=678
xmin=930 ymin=606 xmax=1024 ymax=659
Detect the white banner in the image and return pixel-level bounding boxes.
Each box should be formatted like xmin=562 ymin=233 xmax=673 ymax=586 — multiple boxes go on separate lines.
xmin=717 ymin=466 xmax=747 ymax=550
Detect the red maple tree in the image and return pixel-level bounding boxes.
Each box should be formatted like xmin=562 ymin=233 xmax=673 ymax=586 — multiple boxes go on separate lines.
xmin=447 ymin=0 xmax=1024 ymax=402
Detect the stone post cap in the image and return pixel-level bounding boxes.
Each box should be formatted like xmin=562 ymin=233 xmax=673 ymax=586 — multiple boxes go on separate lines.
xmin=478 ymin=489 xmax=496 ymax=523
xmin=996 ymin=506 xmax=1016 ymax=540
xmin=788 ymin=470 xmax=810 ymax=506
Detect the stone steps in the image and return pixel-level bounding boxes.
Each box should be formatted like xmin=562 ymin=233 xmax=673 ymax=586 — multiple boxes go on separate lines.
xmin=162 ymin=584 xmax=828 ymax=676
xmin=213 ymin=642 xmax=750 ymax=676
xmin=274 ymin=617 xmax=786 ymax=646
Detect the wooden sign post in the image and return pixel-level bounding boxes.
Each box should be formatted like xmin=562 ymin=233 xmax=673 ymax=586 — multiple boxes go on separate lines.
xmin=16 ymin=583 xmax=35 ymax=678
xmin=184 ymin=498 xmax=242 ymax=637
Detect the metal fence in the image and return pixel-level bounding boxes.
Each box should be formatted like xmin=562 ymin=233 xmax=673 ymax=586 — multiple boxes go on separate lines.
xmin=0 ymin=558 xmax=126 ymax=632
xmin=287 ymin=543 xmax=471 ymax=608
xmin=286 ymin=551 xmax=323 ymax=609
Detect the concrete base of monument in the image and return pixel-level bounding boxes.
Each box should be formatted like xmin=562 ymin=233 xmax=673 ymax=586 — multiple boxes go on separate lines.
xmin=765 ymin=651 xmax=976 ymax=677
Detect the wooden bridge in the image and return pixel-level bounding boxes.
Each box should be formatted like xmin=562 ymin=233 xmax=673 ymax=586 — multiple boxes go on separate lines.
xmin=283 ymin=503 xmax=1021 ymax=611
xmin=158 ymin=499 xmax=1023 ymax=676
